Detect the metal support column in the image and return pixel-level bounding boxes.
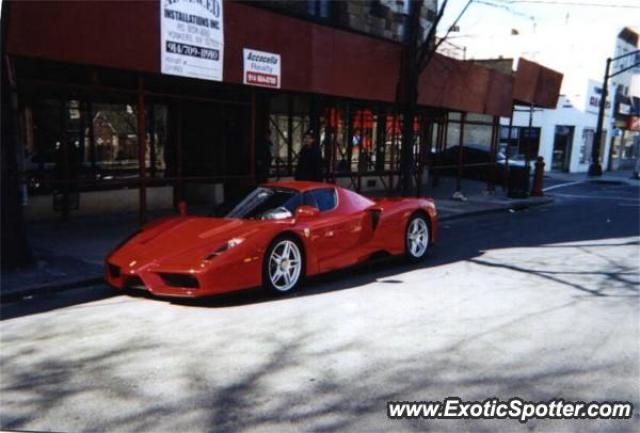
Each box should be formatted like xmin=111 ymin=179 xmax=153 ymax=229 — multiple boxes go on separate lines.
xmin=504 ymin=105 xmax=514 ymax=193
xmin=176 ymin=101 xmax=184 ymax=205
xmin=589 ymin=58 xmax=611 ymax=176
xmin=287 ymin=95 xmax=293 ymax=176
xmin=137 ymin=76 xmax=147 ymax=226
xmin=250 ymin=89 xmax=256 ymax=184
xmin=149 ymin=103 xmax=157 ymax=179
xmin=389 ymin=111 xmax=397 ymax=192
xmin=357 ymin=109 xmax=364 ymax=192
xmin=526 ymin=102 xmax=534 ymax=167
xmin=488 ymin=115 xmax=498 ymax=193
xmin=456 ymin=112 xmax=466 ymax=192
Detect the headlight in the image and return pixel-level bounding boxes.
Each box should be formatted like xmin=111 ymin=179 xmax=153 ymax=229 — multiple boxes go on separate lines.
xmin=204 ymin=237 xmax=244 ymax=260
xmin=227 ymin=238 xmax=244 ymax=248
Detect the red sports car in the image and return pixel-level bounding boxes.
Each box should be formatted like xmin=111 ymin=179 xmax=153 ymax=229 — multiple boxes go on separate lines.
xmin=105 ymin=181 xmax=437 ymax=297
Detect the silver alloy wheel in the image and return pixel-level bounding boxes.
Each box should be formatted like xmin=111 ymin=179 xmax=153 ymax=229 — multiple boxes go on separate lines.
xmin=268 ymin=240 xmax=302 ymax=292
xmin=407 ymin=217 xmax=429 ymax=258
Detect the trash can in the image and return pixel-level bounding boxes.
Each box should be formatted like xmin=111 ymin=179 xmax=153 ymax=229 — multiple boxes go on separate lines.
xmin=507 ymin=165 xmax=530 ymax=198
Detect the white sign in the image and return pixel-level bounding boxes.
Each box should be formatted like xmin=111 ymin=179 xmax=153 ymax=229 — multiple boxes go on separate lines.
xmin=619 ymin=102 xmax=631 ymax=115
xmin=585 ymin=80 xmax=611 ymax=115
xmin=161 ymin=0 xmax=224 ymax=81
xmin=243 ymin=48 xmax=281 ymax=89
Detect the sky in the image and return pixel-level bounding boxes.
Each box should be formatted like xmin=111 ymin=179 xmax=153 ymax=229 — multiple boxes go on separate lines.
xmin=435 ymin=0 xmax=640 ymax=94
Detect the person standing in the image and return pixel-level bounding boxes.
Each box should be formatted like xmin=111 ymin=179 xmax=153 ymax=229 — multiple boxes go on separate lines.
xmin=295 ymin=130 xmax=323 ymax=181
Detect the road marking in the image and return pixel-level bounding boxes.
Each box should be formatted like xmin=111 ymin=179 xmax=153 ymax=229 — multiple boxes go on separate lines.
xmin=542 ymin=181 xmax=584 ymax=192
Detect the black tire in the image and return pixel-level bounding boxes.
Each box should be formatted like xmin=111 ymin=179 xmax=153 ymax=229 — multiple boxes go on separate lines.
xmin=405 ymin=213 xmax=430 ymax=262
xmin=262 ymin=234 xmax=305 ymax=294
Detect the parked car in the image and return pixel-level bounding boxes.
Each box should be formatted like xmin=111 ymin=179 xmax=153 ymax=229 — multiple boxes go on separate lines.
xmin=431 ymin=144 xmax=531 ymax=184
xmin=105 ymin=181 xmax=438 ymax=297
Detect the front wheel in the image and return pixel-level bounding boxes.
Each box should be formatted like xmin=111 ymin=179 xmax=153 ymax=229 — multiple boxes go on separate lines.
xmin=405 ymin=214 xmax=430 ymax=261
xmin=263 ymin=235 xmax=304 ymax=294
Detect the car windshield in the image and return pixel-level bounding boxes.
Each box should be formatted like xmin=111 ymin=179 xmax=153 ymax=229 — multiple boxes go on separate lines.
xmin=225 ymin=187 xmax=301 ymax=220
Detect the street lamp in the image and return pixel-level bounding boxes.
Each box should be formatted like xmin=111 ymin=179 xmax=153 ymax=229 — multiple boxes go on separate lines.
xmin=589 ymin=49 xmax=640 ymax=176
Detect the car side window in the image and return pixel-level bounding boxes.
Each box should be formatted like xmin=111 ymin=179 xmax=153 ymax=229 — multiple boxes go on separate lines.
xmin=303 ymin=188 xmax=337 ymax=212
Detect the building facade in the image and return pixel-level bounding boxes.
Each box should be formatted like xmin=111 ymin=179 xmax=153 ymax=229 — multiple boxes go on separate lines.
xmin=506 ymin=27 xmax=640 ymax=173
xmin=608 ymin=27 xmax=640 ymax=172
xmin=506 ymin=78 xmax=614 ymax=173
xmin=451 ymin=8 xmax=638 ymax=173
xmin=2 ymin=0 xmax=559 ymax=232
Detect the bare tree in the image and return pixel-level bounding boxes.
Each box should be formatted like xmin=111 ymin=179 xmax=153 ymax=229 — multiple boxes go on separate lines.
xmin=398 ymin=0 xmax=472 ymax=195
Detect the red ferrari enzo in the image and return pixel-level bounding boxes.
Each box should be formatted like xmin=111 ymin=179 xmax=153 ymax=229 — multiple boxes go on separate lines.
xmin=105 ymin=181 xmax=437 ymax=297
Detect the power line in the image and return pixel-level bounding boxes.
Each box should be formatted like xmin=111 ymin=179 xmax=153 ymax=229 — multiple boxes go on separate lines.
xmin=496 ymin=0 xmax=640 ymax=9
xmin=474 ymin=0 xmax=537 ymax=20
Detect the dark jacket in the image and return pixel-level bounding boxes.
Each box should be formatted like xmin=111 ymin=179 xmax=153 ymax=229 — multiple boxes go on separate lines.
xmin=295 ymin=144 xmax=323 ymax=181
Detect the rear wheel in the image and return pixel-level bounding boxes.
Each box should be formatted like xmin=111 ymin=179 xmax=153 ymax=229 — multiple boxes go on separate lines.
xmin=405 ymin=214 xmax=429 ymax=261
xmin=263 ymin=235 xmax=304 ymax=294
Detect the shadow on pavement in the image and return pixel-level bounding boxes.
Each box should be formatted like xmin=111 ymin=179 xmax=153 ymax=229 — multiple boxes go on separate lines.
xmin=1 ymin=285 xmax=118 ymax=321
xmin=1 ymin=185 xmax=639 ymax=433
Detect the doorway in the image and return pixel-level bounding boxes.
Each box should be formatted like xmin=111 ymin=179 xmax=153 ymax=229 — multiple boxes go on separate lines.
xmin=552 ymin=125 xmax=574 ymax=171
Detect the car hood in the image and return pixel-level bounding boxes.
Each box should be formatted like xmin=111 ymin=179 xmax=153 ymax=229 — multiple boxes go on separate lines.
xmin=108 ymin=216 xmax=267 ymax=268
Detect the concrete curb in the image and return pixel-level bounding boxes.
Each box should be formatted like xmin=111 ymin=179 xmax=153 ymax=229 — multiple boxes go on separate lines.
xmin=439 ymin=197 xmax=554 ymax=222
xmin=1 ymin=277 xmax=104 ymax=304
xmin=543 ymin=176 xmax=639 ymax=190
xmin=2 ymin=197 xmax=555 ymax=303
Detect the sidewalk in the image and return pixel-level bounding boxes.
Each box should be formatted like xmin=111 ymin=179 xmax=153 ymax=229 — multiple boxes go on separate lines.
xmin=423 ymin=176 xmax=553 ymax=221
xmin=1 ymin=177 xmax=553 ymax=302
xmin=542 ymin=169 xmax=640 ymax=187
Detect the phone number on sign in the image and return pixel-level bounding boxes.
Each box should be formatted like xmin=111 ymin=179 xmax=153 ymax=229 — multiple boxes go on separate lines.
xmin=166 ymin=42 xmax=219 ymax=60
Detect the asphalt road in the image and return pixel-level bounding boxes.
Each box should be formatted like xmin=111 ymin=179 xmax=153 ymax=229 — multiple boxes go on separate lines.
xmin=1 ymin=180 xmax=639 ymax=433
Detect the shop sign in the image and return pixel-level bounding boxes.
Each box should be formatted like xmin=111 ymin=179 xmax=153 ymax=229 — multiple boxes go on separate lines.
xmin=585 ymin=80 xmax=611 ymax=115
xmin=161 ymin=0 xmax=224 ymax=81
xmin=243 ymin=49 xmax=281 ymax=89
xmin=618 ymin=102 xmax=631 ymax=115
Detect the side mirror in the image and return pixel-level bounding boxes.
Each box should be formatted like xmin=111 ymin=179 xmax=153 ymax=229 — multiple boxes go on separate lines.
xmin=295 ymin=205 xmax=320 ymax=220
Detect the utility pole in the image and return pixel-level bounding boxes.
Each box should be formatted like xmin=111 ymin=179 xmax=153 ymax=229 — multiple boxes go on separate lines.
xmin=589 ymin=58 xmax=611 ymax=176
xmin=589 ymin=49 xmax=640 ymax=176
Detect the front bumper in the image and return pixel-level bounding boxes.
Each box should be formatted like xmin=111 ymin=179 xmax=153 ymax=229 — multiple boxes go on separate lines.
xmin=105 ymin=253 xmax=262 ymax=298
xmin=105 ymin=263 xmax=203 ymax=297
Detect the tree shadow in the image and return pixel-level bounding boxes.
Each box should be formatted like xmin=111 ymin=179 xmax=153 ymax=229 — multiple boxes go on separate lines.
xmin=2 ymin=299 xmax=637 ymax=433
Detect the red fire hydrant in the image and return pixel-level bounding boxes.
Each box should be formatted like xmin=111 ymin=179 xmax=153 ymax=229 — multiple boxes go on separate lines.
xmin=531 ymin=156 xmax=545 ymax=197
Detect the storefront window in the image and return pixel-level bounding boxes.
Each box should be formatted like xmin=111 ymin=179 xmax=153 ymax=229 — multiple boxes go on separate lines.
xmin=92 ymin=103 xmax=139 ymax=174
xmin=579 ymin=127 xmax=607 ymax=165
xmin=325 ymin=106 xmax=405 ymax=174
xmin=499 ymin=126 xmax=540 ymax=158
xmin=622 ymin=132 xmax=639 ymax=159
xmin=268 ymin=94 xmax=310 ymax=177
xmin=24 ymin=97 xmax=168 ymax=195
xmin=266 ymin=95 xmax=415 ymax=182
xmin=25 ymin=99 xmax=63 ymax=173
xmin=580 ymin=128 xmax=594 ymax=164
